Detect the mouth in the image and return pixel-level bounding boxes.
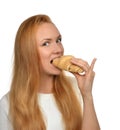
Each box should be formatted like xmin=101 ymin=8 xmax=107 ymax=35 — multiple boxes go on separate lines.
xmin=50 ymin=60 xmax=53 ymax=64
xmin=50 ymin=56 xmax=61 ymax=64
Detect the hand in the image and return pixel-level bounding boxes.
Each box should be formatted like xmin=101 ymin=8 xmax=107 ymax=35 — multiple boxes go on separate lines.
xmin=70 ymin=58 xmax=97 ymax=98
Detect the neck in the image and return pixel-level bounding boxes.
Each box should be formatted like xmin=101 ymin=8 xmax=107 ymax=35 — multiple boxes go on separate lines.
xmin=38 ymin=75 xmax=55 ymax=93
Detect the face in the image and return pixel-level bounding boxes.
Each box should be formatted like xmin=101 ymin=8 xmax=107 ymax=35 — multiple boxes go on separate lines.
xmin=36 ymin=23 xmax=64 ymax=76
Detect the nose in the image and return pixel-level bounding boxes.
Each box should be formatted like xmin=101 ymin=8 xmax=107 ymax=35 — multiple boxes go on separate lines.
xmin=53 ymin=43 xmax=64 ymax=54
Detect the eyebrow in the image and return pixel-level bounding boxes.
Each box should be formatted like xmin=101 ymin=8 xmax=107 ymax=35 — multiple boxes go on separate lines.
xmin=40 ymin=34 xmax=62 ymax=42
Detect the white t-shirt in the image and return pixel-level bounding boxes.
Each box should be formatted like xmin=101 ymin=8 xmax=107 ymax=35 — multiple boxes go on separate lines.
xmin=38 ymin=93 xmax=65 ymax=130
xmin=0 ymin=93 xmax=13 ymax=130
xmin=0 ymin=77 xmax=82 ymax=130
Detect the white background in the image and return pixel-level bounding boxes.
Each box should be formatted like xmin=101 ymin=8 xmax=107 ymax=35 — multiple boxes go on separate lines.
xmin=0 ymin=0 xmax=120 ymax=130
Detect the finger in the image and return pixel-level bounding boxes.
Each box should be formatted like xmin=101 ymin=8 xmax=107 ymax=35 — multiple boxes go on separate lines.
xmin=90 ymin=58 xmax=97 ymax=70
xmin=71 ymin=58 xmax=89 ymax=71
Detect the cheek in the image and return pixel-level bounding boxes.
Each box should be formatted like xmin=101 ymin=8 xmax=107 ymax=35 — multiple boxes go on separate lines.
xmin=38 ymin=55 xmax=47 ymax=69
xmin=38 ymin=48 xmax=49 ymax=58
xmin=38 ymin=49 xmax=50 ymax=63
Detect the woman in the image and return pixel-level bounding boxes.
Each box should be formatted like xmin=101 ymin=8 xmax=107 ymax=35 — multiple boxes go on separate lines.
xmin=0 ymin=14 xmax=100 ymax=130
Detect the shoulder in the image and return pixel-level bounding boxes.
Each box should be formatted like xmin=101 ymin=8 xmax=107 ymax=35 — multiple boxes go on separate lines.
xmin=66 ymin=76 xmax=80 ymax=94
xmin=66 ymin=76 xmax=83 ymax=105
xmin=66 ymin=76 xmax=78 ymax=87
xmin=0 ymin=92 xmax=13 ymax=130
xmin=0 ymin=92 xmax=9 ymax=115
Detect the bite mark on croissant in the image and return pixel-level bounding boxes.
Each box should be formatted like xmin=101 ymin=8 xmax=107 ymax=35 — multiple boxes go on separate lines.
xmin=52 ymin=55 xmax=84 ymax=73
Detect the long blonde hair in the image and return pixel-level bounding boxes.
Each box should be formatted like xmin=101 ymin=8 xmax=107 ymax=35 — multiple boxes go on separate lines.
xmin=9 ymin=14 xmax=82 ymax=130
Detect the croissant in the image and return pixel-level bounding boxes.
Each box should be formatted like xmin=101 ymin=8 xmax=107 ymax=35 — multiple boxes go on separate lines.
xmin=52 ymin=55 xmax=84 ymax=74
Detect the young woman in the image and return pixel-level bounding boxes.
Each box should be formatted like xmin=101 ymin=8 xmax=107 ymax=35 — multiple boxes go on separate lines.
xmin=0 ymin=14 xmax=100 ymax=130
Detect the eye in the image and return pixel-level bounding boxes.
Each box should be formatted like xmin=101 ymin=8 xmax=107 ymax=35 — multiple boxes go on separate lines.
xmin=56 ymin=37 xmax=62 ymax=43
xmin=42 ymin=42 xmax=50 ymax=46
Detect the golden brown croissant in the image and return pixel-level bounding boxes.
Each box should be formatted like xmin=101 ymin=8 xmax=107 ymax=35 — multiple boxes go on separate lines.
xmin=52 ymin=55 xmax=84 ymax=74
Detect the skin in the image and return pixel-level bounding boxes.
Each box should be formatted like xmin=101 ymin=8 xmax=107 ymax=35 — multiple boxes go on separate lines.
xmin=36 ymin=23 xmax=64 ymax=93
xmin=71 ymin=58 xmax=100 ymax=130
xmin=36 ymin=23 xmax=100 ymax=129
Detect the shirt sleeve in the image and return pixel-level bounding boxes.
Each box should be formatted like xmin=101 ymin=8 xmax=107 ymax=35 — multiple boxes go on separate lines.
xmin=0 ymin=94 xmax=13 ymax=130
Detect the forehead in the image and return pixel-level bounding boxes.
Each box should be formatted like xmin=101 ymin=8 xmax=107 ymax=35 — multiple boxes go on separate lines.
xmin=36 ymin=23 xmax=60 ymax=41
